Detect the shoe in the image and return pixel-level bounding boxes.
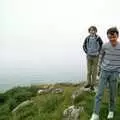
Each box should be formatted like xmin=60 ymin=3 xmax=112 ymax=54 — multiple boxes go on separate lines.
xmin=90 ymin=85 xmax=95 ymax=91
xmin=90 ymin=113 xmax=99 ymax=120
xmin=107 ymin=111 xmax=114 ymax=119
xmin=84 ymin=84 xmax=91 ymax=88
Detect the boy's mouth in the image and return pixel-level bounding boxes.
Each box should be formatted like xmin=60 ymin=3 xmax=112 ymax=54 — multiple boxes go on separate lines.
xmin=110 ymin=41 xmax=118 ymax=46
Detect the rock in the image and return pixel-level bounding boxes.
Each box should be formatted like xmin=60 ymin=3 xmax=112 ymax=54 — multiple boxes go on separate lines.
xmin=72 ymin=89 xmax=82 ymax=100
xmin=38 ymin=87 xmax=64 ymax=95
xmin=63 ymin=105 xmax=84 ymax=120
xmin=37 ymin=84 xmax=56 ymax=95
xmin=37 ymin=89 xmax=45 ymax=94
xmin=52 ymin=88 xmax=64 ymax=94
xmin=43 ymin=85 xmax=49 ymax=89
xmin=71 ymin=88 xmax=84 ymax=104
xmin=12 ymin=100 xmax=33 ymax=113
xmin=37 ymin=89 xmax=50 ymax=95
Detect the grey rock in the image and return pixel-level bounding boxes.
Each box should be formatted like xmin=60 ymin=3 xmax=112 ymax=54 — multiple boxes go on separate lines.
xmin=71 ymin=88 xmax=83 ymax=102
xmin=38 ymin=87 xmax=64 ymax=95
xmin=63 ymin=105 xmax=84 ymax=120
xmin=52 ymin=88 xmax=64 ymax=94
xmin=12 ymin=100 xmax=33 ymax=113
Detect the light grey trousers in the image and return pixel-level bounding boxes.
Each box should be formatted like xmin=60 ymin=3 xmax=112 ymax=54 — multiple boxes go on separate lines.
xmin=93 ymin=70 xmax=119 ymax=115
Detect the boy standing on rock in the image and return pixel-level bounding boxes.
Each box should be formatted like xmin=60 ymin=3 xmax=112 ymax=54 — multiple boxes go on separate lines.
xmin=83 ymin=26 xmax=103 ymax=90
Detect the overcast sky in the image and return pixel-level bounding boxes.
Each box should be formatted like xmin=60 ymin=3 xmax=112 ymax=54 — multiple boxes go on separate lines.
xmin=0 ymin=0 xmax=120 ymax=85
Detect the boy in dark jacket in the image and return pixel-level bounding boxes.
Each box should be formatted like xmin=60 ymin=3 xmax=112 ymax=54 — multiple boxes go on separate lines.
xmin=83 ymin=26 xmax=103 ymax=90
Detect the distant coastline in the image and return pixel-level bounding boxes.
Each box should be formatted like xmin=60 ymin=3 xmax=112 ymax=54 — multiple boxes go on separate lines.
xmin=0 ymin=80 xmax=83 ymax=93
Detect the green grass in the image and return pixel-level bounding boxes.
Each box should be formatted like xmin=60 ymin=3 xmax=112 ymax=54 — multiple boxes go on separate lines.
xmin=0 ymin=83 xmax=120 ymax=120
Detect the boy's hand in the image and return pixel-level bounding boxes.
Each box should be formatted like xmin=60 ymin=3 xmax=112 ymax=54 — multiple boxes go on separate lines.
xmin=97 ymin=64 xmax=101 ymax=76
xmin=119 ymin=73 xmax=120 ymax=78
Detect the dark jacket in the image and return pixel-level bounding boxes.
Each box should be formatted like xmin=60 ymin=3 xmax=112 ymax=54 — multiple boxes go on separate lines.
xmin=83 ymin=35 xmax=103 ymax=55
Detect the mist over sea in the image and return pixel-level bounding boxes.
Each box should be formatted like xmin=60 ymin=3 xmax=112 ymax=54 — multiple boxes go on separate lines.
xmin=0 ymin=49 xmax=87 ymax=92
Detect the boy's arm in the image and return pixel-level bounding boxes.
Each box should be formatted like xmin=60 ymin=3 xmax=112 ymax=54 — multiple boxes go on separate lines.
xmin=98 ymin=45 xmax=105 ymax=75
xmin=83 ymin=37 xmax=88 ymax=53
xmin=98 ymin=36 xmax=103 ymax=52
xmin=99 ymin=45 xmax=105 ymax=66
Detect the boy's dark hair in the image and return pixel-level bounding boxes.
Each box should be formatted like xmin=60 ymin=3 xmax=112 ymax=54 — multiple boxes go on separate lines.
xmin=88 ymin=26 xmax=97 ymax=32
xmin=107 ymin=27 xmax=119 ymax=36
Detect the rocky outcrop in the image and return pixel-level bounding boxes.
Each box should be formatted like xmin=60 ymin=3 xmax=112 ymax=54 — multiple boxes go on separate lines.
xmin=37 ymin=84 xmax=64 ymax=95
xmin=63 ymin=105 xmax=84 ymax=120
xmin=12 ymin=100 xmax=33 ymax=113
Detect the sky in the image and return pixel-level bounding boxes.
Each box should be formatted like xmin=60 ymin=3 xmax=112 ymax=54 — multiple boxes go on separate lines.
xmin=0 ymin=0 xmax=120 ymax=88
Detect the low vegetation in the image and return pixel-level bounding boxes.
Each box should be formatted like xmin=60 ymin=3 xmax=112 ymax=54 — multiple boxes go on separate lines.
xmin=0 ymin=83 xmax=120 ymax=120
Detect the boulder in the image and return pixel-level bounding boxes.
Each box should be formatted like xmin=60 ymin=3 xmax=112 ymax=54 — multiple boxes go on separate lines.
xmin=52 ymin=88 xmax=64 ymax=94
xmin=63 ymin=105 xmax=84 ymax=120
xmin=37 ymin=89 xmax=50 ymax=95
xmin=38 ymin=87 xmax=64 ymax=95
xmin=12 ymin=100 xmax=33 ymax=113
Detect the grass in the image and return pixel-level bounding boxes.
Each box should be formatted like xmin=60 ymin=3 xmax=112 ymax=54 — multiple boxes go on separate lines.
xmin=0 ymin=83 xmax=120 ymax=120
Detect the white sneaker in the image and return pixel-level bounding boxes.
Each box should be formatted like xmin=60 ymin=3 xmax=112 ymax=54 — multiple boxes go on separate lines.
xmin=90 ymin=113 xmax=99 ymax=120
xmin=107 ymin=111 xmax=114 ymax=119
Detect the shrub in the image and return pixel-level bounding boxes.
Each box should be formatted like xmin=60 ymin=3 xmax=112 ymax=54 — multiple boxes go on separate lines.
xmin=0 ymin=93 xmax=8 ymax=104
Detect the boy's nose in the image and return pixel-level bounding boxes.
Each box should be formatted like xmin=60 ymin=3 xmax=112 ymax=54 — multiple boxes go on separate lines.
xmin=110 ymin=38 xmax=115 ymax=41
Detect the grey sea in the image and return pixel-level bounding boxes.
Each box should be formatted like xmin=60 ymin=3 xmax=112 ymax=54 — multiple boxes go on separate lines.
xmin=0 ymin=67 xmax=86 ymax=92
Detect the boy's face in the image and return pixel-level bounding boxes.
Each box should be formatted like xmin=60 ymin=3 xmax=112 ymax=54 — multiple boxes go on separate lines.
xmin=89 ymin=28 xmax=96 ymax=36
xmin=107 ymin=33 xmax=118 ymax=45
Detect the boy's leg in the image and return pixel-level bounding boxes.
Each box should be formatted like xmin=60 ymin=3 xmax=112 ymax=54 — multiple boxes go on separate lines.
xmin=91 ymin=56 xmax=99 ymax=86
xmin=93 ymin=70 xmax=107 ymax=115
xmin=86 ymin=58 xmax=92 ymax=86
xmin=109 ymin=73 xmax=118 ymax=112
xmin=117 ymin=75 xmax=120 ymax=95
xmin=118 ymin=82 xmax=120 ymax=96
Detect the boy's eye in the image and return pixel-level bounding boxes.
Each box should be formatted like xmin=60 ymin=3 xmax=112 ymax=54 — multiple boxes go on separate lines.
xmin=107 ymin=33 xmax=118 ymax=39
xmin=108 ymin=36 xmax=116 ymax=39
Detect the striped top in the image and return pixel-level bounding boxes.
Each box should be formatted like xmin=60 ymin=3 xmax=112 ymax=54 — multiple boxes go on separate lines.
xmin=100 ymin=42 xmax=120 ymax=72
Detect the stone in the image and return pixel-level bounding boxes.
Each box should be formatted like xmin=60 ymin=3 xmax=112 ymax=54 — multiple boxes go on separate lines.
xmin=71 ymin=88 xmax=84 ymax=103
xmin=63 ymin=105 xmax=84 ymax=120
xmin=12 ymin=100 xmax=33 ymax=113
xmin=37 ymin=89 xmax=50 ymax=95
xmin=52 ymin=88 xmax=64 ymax=94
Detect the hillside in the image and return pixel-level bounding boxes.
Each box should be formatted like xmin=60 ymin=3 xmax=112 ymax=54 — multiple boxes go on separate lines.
xmin=0 ymin=83 xmax=120 ymax=120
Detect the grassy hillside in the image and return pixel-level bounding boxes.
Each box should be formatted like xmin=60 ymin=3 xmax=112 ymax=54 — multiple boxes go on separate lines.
xmin=0 ymin=83 xmax=120 ymax=120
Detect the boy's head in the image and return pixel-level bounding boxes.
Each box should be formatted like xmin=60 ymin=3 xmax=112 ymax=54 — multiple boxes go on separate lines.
xmin=107 ymin=27 xmax=119 ymax=46
xmin=88 ymin=26 xmax=97 ymax=36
